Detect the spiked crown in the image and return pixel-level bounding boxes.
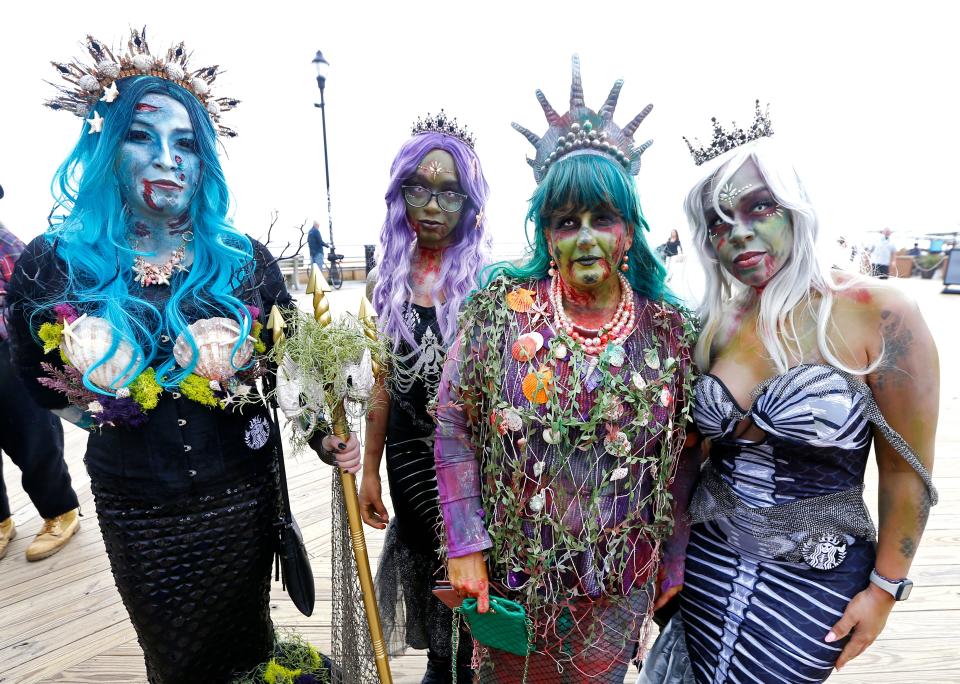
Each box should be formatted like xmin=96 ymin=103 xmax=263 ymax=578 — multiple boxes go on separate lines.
xmin=46 ymin=28 xmax=239 ymax=138
xmin=512 ymin=55 xmax=653 ymax=184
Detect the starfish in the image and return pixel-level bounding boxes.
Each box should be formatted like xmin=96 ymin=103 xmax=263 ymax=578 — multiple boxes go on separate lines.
xmin=86 ymin=111 xmax=104 ymax=134
xmin=100 ymin=82 xmax=120 ymax=104
xmin=60 ymin=313 xmax=89 ymax=348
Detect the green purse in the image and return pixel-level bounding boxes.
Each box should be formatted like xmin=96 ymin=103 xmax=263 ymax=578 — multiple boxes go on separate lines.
xmin=458 ymin=595 xmax=533 ymax=656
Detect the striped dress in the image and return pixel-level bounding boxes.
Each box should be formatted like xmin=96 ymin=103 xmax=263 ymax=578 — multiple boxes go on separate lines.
xmin=682 ymin=365 xmax=878 ymax=683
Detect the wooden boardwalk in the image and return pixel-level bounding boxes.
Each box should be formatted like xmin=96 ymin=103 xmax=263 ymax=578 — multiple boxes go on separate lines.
xmin=1 ymin=278 xmax=958 ymax=683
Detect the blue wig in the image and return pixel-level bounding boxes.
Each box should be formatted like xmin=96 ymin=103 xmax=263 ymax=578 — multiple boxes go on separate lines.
xmin=482 ymin=154 xmax=677 ymax=305
xmin=39 ymin=76 xmax=253 ymax=394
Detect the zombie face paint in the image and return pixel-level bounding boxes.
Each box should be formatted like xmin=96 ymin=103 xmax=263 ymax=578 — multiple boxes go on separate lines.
xmin=117 ymin=94 xmax=200 ymax=221
xmin=404 ymin=149 xmax=462 ymax=249
xmin=703 ymin=159 xmax=793 ymax=290
xmin=546 ymin=204 xmax=632 ymax=294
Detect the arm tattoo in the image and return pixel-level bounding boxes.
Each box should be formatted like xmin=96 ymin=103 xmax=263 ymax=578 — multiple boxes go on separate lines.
xmin=899 ymin=536 xmax=917 ymax=559
xmin=875 ymin=309 xmax=914 ymax=391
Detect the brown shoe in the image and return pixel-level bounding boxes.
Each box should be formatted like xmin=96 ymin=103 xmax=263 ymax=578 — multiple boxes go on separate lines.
xmin=0 ymin=517 xmax=16 ymax=560
xmin=25 ymin=508 xmax=80 ymax=562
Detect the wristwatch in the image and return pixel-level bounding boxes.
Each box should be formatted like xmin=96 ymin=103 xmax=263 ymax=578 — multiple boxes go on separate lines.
xmin=869 ymin=569 xmax=913 ymax=600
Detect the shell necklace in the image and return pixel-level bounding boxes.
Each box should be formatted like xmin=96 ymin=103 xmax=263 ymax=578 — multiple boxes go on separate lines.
xmin=131 ymin=231 xmax=192 ymax=287
xmin=549 ymin=272 xmax=635 ymax=353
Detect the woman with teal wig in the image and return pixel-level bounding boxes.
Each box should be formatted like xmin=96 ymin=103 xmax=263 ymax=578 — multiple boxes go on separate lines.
xmin=433 ymin=57 xmax=701 ymax=682
xmin=7 ymin=31 xmax=302 ymax=683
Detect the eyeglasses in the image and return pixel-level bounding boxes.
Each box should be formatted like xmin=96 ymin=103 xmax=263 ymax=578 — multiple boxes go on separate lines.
xmin=401 ymin=185 xmax=467 ymax=213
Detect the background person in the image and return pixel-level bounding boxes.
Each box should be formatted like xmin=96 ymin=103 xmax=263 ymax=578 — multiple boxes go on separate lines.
xmin=868 ymin=227 xmax=897 ymax=278
xmin=0 ymin=183 xmax=80 ymax=563
xmin=307 ymin=220 xmax=328 ymax=270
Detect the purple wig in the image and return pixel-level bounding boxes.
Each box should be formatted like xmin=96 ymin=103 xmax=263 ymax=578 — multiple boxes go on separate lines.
xmin=373 ymin=132 xmax=491 ymax=350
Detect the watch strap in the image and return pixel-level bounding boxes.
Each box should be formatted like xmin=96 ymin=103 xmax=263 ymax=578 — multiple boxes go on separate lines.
xmin=869 ymin=568 xmax=913 ymax=600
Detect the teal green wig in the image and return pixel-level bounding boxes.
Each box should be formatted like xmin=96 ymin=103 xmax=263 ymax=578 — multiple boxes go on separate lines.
xmin=38 ymin=75 xmax=254 ymax=394
xmin=482 ymin=154 xmax=677 ymax=305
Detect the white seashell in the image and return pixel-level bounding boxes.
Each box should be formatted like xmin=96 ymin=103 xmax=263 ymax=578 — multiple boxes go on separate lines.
xmin=96 ymin=60 xmax=121 ymax=78
xmin=341 ymin=349 xmax=375 ymax=403
xmin=521 ymin=331 xmax=544 ymax=351
xmin=533 ymin=461 xmax=545 ymax=477
xmin=87 ymin=401 xmax=104 ymax=414
xmin=606 ymin=344 xmax=625 ymax=368
xmin=542 ymin=428 xmax=561 ymax=445
xmin=631 ymin=371 xmax=646 ymax=390
xmin=610 ymin=466 xmax=629 ymax=481
xmin=61 ymin=316 xmax=142 ymax=391
xmin=164 ymin=63 xmax=185 ymax=81
xmin=78 ymin=74 xmax=101 ymax=92
xmin=502 ymin=409 xmax=523 ymax=432
xmin=131 ymin=54 xmax=154 ymax=72
xmin=173 ymin=317 xmax=254 ymax=382
xmin=528 ymin=492 xmax=545 ymax=513
xmin=206 ymin=100 xmax=221 ymax=115
xmin=115 ymin=387 xmax=130 ymax=399
xmin=553 ymin=342 xmax=568 ymax=360
xmin=191 ymin=77 xmax=210 ymax=95
xmin=209 ymin=379 xmax=221 ymax=391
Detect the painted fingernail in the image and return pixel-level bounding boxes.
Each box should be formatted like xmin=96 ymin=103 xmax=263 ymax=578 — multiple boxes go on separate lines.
xmin=825 ymin=631 xmax=837 ymax=643
xmin=338 ymin=442 xmax=347 ymax=450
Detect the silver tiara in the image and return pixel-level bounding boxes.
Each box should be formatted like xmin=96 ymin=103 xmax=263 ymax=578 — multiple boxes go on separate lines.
xmin=683 ymin=100 xmax=773 ymax=166
xmin=411 ymin=110 xmax=476 ymax=149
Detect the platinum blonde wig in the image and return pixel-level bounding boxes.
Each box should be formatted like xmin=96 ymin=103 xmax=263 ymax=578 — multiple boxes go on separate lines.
xmin=684 ymin=138 xmax=870 ymax=374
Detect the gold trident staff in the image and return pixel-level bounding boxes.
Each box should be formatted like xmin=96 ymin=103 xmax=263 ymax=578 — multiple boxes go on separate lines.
xmin=306 ymin=265 xmax=393 ymax=684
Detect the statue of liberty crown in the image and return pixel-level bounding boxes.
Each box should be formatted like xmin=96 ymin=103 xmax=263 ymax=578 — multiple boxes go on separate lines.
xmin=684 ymin=100 xmax=774 ymax=166
xmin=411 ymin=110 xmax=476 ymax=149
xmin=513 ymin=55 xmax=654 ymax=184
xmin=46 ymin=28 xmax=240 ymax=138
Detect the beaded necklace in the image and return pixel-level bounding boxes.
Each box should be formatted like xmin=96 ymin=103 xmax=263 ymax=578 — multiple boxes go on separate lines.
xmin=548 ymin=272 xmax=636 ymax=353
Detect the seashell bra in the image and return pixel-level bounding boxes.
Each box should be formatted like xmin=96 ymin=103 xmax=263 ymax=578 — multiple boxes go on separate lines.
xmin=63 ymin=315 xmax=255 ymax=392
xmin=692 ymin=363 xmax=937 ymax=501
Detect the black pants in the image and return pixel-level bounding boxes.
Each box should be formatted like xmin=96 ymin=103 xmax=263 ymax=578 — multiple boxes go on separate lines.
xmin=0 ymin=340 xmax=79 ymax=520
xmin=872 ymin=263 xmax=890 ymax=278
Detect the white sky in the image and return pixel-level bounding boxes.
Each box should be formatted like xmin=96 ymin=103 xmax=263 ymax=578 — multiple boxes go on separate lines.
xmin=1 ymin=1 xmax=958 ymax=259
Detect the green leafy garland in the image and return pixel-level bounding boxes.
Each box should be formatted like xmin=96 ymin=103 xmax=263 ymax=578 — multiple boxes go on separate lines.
xmin=453 ymin=276 xmax=697 ymax=608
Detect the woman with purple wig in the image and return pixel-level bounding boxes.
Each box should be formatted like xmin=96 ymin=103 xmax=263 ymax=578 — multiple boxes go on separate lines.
xmin=361 ymin=112 xmax=491 ymax=684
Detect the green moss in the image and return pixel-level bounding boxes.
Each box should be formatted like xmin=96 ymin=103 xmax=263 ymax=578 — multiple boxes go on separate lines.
xmin=179 ymin=373 xmax=220 ymax=407
xmin=128 ymin=368 xmax=162 ymax=410
xmin=38 ymin=322 xmax=64 ymax=354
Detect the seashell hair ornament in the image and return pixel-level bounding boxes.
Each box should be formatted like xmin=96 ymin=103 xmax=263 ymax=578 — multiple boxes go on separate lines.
xmin=46 ymin=27 xmax=240 ymax=138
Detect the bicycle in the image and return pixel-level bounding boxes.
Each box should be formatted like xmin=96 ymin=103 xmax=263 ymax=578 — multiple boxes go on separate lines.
xmin=327 ymin=252 xmax=344 ymax=290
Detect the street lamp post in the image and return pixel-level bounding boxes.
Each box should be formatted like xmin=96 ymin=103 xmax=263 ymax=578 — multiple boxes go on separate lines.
xmin=312 ymin=50 xmax=336 ymax=267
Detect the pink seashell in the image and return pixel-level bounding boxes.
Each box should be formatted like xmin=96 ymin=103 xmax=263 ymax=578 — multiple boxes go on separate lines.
xmin=173 ymin=317 xmax=254 ymax=382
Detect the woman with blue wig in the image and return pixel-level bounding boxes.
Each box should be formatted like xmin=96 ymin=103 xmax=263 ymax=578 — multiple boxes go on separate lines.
xmin=362 ymin=112 xmax=491 ymax=683
xmin=5 ymin=30 xmax=352 ymax=683
xmin=433 ymin=56 xmax=701 ymax=682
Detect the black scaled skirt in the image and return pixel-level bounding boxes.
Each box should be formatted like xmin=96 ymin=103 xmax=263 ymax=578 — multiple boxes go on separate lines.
xmin=90 ymin=466 xmax=278 ymax=684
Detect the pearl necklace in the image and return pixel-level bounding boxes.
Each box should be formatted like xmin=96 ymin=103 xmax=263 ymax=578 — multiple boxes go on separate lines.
xmin=131 ymin=232 xmax=191 ymax=287
xmin=549 ymin=272 xmax=635 ymax=353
